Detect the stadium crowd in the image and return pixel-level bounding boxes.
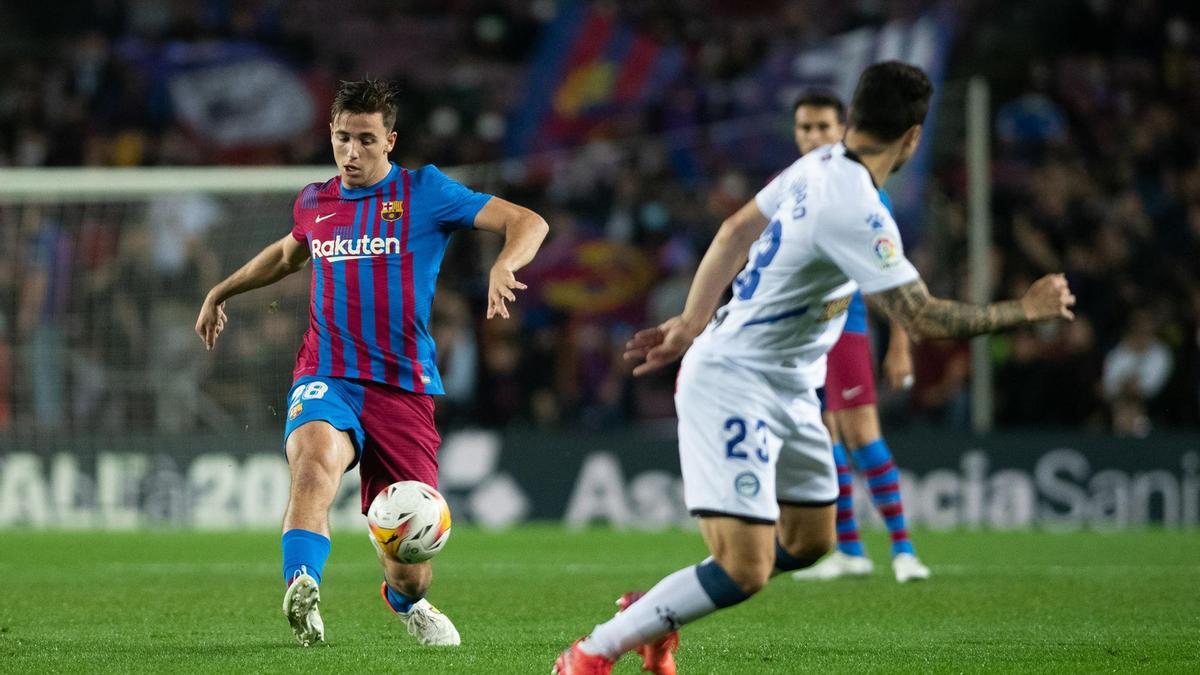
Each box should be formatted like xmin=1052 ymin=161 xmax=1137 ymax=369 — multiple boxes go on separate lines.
xmin=0 ymin=0 xmax=1197 ymax=436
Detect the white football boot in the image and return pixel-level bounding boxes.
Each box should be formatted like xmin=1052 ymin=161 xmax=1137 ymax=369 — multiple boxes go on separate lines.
xmin=399 ymin=599 xmax=461 ymax=646
xmin=791 ymin=550 xmax=874 ymax=581
xmin=282 ymin=571 xmax=325 ymax=646
xmin=892 ymin=553 xmax=931 ymax=583
xmin=380 ymin=584 xmax=461 ymax=646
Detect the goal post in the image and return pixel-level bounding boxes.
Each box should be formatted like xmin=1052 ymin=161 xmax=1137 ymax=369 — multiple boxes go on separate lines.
xmin=966 ymin=77 xmax=994 ymax=434
xmin=0 ymin=166 xmax=333 ymax=200
xmin=0 ymin=166 xmax=348 ymax=437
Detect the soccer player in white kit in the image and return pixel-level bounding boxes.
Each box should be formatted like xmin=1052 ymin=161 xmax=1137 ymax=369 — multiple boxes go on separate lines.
xmin=553 ymin=61 xmax=1076 ymax=675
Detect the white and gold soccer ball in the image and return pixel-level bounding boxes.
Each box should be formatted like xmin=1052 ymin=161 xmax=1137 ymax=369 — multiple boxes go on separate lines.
xmin=367 ymin=481 xmax=452 ymax=564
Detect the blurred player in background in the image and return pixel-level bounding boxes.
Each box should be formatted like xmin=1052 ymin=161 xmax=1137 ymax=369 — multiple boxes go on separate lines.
xmin=554 ymin=62 xmax=1074 ymax=674
xmin=787 ymin=92 xmax=930 ymax=583
xmin=195 ymin=79 xmax=548 ymax=647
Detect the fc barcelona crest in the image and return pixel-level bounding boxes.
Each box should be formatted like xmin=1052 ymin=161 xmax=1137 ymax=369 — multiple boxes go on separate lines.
xmin=380 ymin=200 xmax=404 ymax=222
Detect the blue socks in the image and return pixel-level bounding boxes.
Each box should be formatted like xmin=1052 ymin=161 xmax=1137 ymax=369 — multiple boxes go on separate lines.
xmin=695 ymin=559 xmax=752 ymax=608
xmin=850 ymin=439 xmax=915 ymax=557
xmin=281 ymin=528 xmax=426 ymax=617
xmin=833 ymin=443 xmax=866 ymax=557
xmin=383 ymin=584 xmax=421 ymax=613
xmin=282 ymin=528 xmax=331 ymax=586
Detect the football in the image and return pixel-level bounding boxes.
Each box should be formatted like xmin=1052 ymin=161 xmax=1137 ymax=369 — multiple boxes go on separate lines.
xmin=366 ymin=481 xmax=453 ymax=564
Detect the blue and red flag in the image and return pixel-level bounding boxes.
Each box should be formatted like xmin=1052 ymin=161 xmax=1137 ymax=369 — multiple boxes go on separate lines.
xmin=506 ymin=2 xmax=686 ymax=157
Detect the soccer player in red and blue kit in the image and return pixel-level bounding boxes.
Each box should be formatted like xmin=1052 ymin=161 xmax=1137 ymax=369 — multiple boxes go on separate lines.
xmin=194 ymin=79 xmax=548 ymax=646
xmin=786 ymin=92 xmax=930 ymax=583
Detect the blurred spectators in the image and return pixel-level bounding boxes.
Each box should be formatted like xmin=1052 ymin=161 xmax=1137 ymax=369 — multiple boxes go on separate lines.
xmin=1103 ymin=310 xmax=1174 ymax=437
xmin=17 ymin=208 xmax=72 ymax=431
xmin=917 ymin=0 xmax=1200 ymax=432
xmin=432 ymin=289 xmax=479 ymax=427
xmin=0 ymin=314 xmax=11 ymax=431
xmin=0 ymin=0 xmax=1197 ymax=435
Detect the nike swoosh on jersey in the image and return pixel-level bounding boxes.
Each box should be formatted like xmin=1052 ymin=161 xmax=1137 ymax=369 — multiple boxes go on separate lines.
xmin=315 ymin=213 xmax=337 ymax=222
xmin=842 ymin=385 xmax=864 ymax=399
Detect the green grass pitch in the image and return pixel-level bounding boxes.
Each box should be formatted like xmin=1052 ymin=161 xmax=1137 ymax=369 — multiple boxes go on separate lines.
xmin=1 ymin=527 xmax=1197 ymax=673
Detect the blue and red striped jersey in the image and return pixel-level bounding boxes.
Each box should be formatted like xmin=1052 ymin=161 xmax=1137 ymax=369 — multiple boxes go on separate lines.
xmin=290 ymin=163 xmax=492 ymax=395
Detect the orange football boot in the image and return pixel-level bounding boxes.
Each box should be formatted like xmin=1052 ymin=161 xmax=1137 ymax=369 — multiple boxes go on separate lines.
xmin=616 ymin=592 xmax=679 ymax=675
xmin=553 ymin=639 xmax=614 ymax=675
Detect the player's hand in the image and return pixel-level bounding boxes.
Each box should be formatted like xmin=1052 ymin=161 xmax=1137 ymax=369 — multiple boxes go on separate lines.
xmin=195 ymin=298 xmax=228 ymax=350
xmin=1020 ymin=273 xmax=1076 ymax=322
xmin=623 ymin=315 xmax=704 ymax=377
xmin=487 ymin=264 xmax=527 ymax=320
xmin=883 ymin=345 xmax=914 ymax=390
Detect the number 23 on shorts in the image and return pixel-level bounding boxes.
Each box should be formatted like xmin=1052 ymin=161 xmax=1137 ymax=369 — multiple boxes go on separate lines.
xmin=724 ymin=417 xmax=770 ymax=463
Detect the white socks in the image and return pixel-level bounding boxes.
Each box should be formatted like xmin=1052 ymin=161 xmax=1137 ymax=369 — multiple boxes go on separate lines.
xmin=581 ymin=560 xmax=750 ymax=660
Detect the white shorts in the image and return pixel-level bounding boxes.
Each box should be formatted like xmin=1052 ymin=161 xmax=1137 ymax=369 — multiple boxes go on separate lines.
xmin=675 ymin=350 xmax=838 ymax=523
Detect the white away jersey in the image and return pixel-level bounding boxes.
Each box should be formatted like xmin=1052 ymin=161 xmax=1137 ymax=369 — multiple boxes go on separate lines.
xmin=689 ymin=143 xmax=919 ymax=389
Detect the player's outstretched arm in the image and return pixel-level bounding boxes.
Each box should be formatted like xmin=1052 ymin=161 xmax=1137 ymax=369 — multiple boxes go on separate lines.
xmin=472 ymin=197 xmax=549 ymax=320
xmin=624 ymin=199 xmax=770 ymax=376
xmin=868 ymin=273 xmax=1075 ymax=341
xmin=195 ymin=234 xmax=310 ymax=350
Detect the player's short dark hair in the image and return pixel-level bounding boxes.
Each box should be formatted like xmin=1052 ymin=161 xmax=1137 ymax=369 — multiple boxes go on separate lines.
xmin=792 ymin=91 xmax=845 ymax=122
xmin=847 ymin=61 xmax=933 ymax=141
xmin=331 ymin=78 xmax=399 ymax=131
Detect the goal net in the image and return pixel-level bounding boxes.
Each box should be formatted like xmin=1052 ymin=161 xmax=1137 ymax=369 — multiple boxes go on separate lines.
xmin=0 ymin=167 xmax=365 ymax=438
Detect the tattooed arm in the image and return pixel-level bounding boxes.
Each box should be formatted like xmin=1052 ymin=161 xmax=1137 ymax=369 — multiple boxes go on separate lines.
xmin=869 ymin=274 xmax=1075 ymax=341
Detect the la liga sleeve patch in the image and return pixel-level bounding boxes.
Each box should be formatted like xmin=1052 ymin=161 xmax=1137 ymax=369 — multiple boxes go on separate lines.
xmin=872 ymin=234 xmax=902 ymax=269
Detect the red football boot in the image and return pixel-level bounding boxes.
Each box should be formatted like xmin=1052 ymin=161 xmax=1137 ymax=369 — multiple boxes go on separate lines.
xmin=553 ymin=639 xmax=614 ymax=675
xmin=616 ymin=592 xmax=680 ymax=675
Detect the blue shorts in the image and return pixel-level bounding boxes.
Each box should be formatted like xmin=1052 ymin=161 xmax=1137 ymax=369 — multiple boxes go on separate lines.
xmin=284 ymin=376 xmax=367 ymax=469
xmin=283 ymin=375 xmax=441 ymax=513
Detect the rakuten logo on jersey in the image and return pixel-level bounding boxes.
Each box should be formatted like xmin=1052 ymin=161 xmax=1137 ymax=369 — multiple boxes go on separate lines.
xmin=310 ymin=235 xmax=401 ymax=262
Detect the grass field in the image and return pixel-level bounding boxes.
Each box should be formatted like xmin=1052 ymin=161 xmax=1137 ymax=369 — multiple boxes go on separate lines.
xmin=1 ymin=527 xmax=1197 ymax=673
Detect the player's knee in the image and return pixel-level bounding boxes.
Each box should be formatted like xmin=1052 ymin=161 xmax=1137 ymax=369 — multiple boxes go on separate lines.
xmin=729 ymin=566 xmax=770 ymax=595
xmin=776 ymin=507 xmax=836 ymax=570
xmin=842 ymin=430 xmax=876 ymax=452
xmin=712 ymin=557 xmax=770 ymax=595
xmin=286 ymin=454 xmax=346 ymax=510
xmin=288 ymin=450 xmax=342 ymax=486
xmin=838 ymin=408 xmax=881 ymax=449
xmin=775 ymin=537 xmax=831 ymax=571
xmin=287 ymin=426 xmax=353 ymax=476
xmin=839 ymin=424 xmax=871 ymax=450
